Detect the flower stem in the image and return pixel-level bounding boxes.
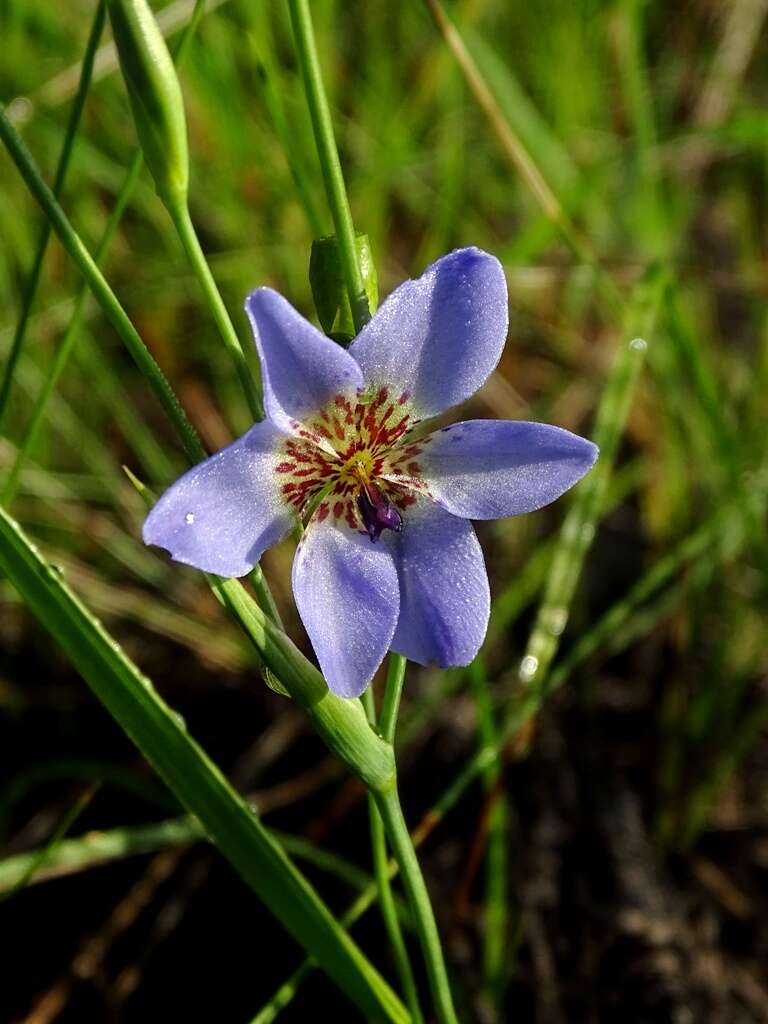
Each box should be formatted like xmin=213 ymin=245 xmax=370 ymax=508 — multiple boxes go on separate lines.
xmin=287 ymin=0 xmax=370 ymax=334
xmin=363 ymin=689 xmax=425 ymax=1023
xmin=166 ymin=198 xmax=263 ymax=421
xmin=380 ymin=653 xmax=407 ymax=744
xmin=374 ymin=782 xmax=458 ymax=1024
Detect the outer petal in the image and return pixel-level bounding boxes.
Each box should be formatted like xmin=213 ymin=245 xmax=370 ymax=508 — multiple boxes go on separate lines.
xmin=383 ymin=499 xmax=490 ymax=667
xmin=348 ymin=247 xmax=508 ymax=418
xmin=245 ymin=288 xmax=364 ymax=433
xmin=143 ymin=420 xmax=294 ymax=577
xmin=386 ymin=420 xmax=598 ymax=520
xmin=292 ymin=515 xmax=399 ymax=698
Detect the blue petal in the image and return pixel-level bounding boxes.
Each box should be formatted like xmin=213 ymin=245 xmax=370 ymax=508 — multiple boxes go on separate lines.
xmin=383 ymin=499 xmax=489 ymax=667
xmin=143 ymin=420 xmax=294 ymax=577
xmin=348 ymin=248 xmax=508 ymax=418
xmin=245 ymin=288 xmax=364 ymax=433
xmin=292 ymin=514 xmax=400 ymax=698
xmin=386 ymin=420 xmax=598 ymax=520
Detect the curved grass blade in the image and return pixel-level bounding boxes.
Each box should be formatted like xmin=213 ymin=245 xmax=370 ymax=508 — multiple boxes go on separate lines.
xmin=0 ymin=503 xmax=408 ymax=1024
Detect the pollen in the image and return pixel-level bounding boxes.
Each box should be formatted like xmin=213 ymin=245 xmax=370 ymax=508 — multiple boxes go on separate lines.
xmin=338 ymin=449 xmax=374 ymax=492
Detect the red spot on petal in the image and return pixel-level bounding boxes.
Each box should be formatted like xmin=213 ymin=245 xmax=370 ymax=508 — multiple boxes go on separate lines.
xmin=316 ymin=503 xmax=329 ymax=522
xmin=276 ymin=462 xmax=296 ymax=473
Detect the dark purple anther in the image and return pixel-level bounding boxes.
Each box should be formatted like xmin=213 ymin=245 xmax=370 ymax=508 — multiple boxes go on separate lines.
xmin=357 ymin=482 xmax=403 ymax=542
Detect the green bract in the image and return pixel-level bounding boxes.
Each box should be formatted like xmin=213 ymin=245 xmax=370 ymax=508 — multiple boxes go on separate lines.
xmin=310 ymin=233 xmax=378 ymax=343
xmin=107 ymin=0 xmax=188 ymax=206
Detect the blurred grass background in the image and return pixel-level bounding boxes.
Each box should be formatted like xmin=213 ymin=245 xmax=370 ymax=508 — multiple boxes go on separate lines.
xmin=1 ymin=0 xmax=767 ymax=1021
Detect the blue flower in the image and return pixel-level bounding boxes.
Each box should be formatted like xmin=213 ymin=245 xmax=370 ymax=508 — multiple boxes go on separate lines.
xmin=143 ymin=248 xmax=598 ymax=698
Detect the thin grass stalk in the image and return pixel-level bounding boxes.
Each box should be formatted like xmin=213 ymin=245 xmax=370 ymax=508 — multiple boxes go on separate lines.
xmin=0 ymin=1 xmax=107 ymax=430
xmin=247 ymin=14 xmax=325 ymax=238
xmin=0 ymin=784 xmax=99 ymax=900
xmin=467 ymin=658 xmax=509 ymax=1004
xmin=2 ymin=158 xmax=142 ymax=504
xmin=0 ymin=105 xmax=204 ymax=464
xmin=423 ymin=0 xmax=623 ymax=318
xmin=363 ymin=687 xmax=425 ymax=1024
xmin=515 ymin=273 xmax=663 ymax=708
xmin=0 ymin=820 xmax=383 ymax=900
xmin=287 ymin=0 xmax=370 ymax=333
xmin=165 ymin=199 xmax=264 ymax=420
xmin=1 ymin=0 xmax=211 ymax=506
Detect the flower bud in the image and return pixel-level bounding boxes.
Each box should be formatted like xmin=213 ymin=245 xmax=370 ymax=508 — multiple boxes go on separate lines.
xmin=107 ymin=0 xmax=188 ymax=207
xmin=310 ymin=233 xmax=378 ymax=343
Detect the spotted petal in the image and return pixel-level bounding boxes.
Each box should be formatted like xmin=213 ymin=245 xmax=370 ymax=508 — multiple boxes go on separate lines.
xmin=348 ymin=248 xmax=508 ymax=418
xmin=143 ymin=420 xmax=294 ymax=578
xmin=292 ymin=515 xmax=400 ymax=698
xmin=386 ymin=420 xmax=598 ymax=520
xmin=383 ymin=499 xmax=489 ymax=667
xmin=245 ymin=288 xmax=364 ymax=434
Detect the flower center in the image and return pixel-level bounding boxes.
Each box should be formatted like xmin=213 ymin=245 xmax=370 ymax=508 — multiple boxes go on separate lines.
xmin=275 ymin=388 xmax=425 ymax=539
xmin=338 ymin=449 xmax=374 ymax=489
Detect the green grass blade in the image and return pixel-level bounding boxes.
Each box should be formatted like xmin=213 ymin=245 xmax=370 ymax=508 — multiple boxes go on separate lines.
xmin=0 ymin=503 xmax=408 ymax=1024
xmin=0 ymin=816 xmax=381 ymax=899
xmin=0 ymin=105 xmax=205 ymax=464
xmin=466 ymin=658 xmax=509 ymax=1005
xmin=0 ymin=1 xmax=107 ymax=430
xmin=517 ymin=272 xmax=663 ymax=696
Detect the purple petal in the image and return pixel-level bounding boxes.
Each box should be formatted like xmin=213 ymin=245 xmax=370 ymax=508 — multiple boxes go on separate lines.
xmin=383 ymin=498 xmax=490 ymax=667
xmin=143 ymin=420 xmax=294 ymax=578
xmin=348 ymin=248 xmax=508 ymax=417
xmin=386 ymin=420 xmax=598 ymax=520
xmin=245 ymin=288 xmax=364 ymax=433
xmin=292 ymin=514 xmax=399 ymax=698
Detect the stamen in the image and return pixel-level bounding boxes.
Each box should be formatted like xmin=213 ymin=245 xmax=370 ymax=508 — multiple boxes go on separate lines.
xmin=357 ymin=481 xmax=403 ymax=542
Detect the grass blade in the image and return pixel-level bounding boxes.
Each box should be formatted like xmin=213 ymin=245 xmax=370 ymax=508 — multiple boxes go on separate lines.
xmin=0 ymin=503 xmax=408 ymax=1024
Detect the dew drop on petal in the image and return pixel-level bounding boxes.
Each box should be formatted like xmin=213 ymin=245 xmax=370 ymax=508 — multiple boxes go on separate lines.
xmin=185 ymin=512 xmax=195 ymax=524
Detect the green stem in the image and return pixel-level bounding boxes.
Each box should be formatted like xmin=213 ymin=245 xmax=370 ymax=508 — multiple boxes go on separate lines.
xmin=2 ymin=158 xmax=142 ymax=505
xmin=166 ymin=198 xmax=263 ymax=420
xmin=2 ymin=0 xmax=209 ymax=506
xmin=380 ymin=653 xmax=407 ymax=744
xmin=0 ymin=105 xmax=204 ymax=465
xmin=287 ymin=0 xmax=370 ymax=333
xmin=375 ymin=783 xmax=458 ymax=1024
xmin=467 ymin=658 xmax=509 ymax=1000
xmin=363 ymin=689 xmax=424 ymax=1024
xmin=0 ymin=0 xmax=106 ymax=431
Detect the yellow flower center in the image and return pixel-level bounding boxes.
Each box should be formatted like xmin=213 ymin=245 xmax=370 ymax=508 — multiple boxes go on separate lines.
xmin=337 ymin=449 xmax=374 ymax=493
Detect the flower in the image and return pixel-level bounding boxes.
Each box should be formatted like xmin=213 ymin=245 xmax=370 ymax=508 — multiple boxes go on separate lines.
xmin=143 ymin=248 xmax=598 ymax=698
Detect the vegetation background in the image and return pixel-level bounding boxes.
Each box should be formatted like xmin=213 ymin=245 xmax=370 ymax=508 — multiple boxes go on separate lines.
xmin=1 ymin=0 xmax=767 ymax=1020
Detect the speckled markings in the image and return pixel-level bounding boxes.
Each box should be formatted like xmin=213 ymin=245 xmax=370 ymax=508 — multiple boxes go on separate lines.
xmin=274 ymin=386 xmax=434 ymax=534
